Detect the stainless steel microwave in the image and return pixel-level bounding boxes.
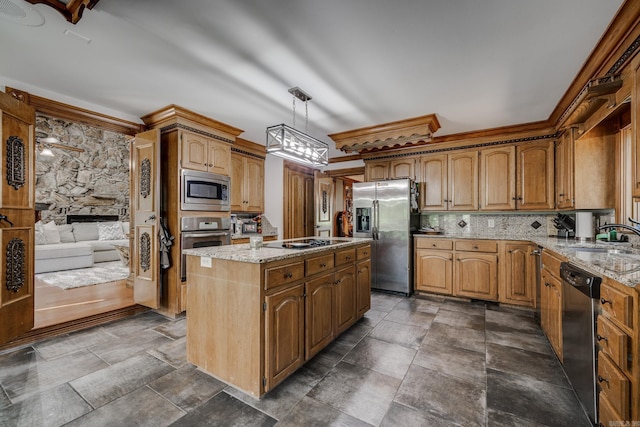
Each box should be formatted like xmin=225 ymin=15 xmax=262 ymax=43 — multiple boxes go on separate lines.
xmin=181 ymin=169 xmax=230 ymax=211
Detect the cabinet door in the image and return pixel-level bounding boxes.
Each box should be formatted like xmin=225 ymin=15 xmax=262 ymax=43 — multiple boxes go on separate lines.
xmin=500 ymin=243 xmax=535 ymax=307
xmin=479 ymin=146 xmax=516 ymax=210
xmin=365 ymin=161 xmax=389 ymax=181
xmin=245 ymin=157 xmax=264 ymax=212
xmin=454 ymin=252 xmax=497 ymax=300
xmin=419 ymin=154 xmax=447 ymax=210
xmin=0 ymin=92 xmax=35 ymax=345
xmin=389 ymin=159 xmax=415 ymax=179
xmin=415 ymin=249 xmax=453 ymax=295
xmin=517 ymin=141 xmax=555 ymax=210
xmin=265 ymin=284 xmax=304 ymax=391
xmin=207 ymin=139 xmax=230 ymax=176
xmin=334 ymin=265 xmax=357 ymax=335
xmin=448 ymin=150 xmax=478 ymax=211
xmin=541 ymin=270 xmax=563 ymax=361
xmin=633 ymin=61 xmax=640 ymax=197
xmin=181 ymin=132 xmax=208 ymax=171
xmin=356 ymin=259 xmax=371 ymax=318
xmin=230 ymin=154 xmax=244 ymax=211
xmin=305 ymin=273 xmax=335 ymax=359
xmin=556 ymin=130 xmax=574 ymax=209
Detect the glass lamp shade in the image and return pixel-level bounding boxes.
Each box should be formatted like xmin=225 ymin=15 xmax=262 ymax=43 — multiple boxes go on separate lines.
xmin=266 ymin=124 xmax=329 ymax=166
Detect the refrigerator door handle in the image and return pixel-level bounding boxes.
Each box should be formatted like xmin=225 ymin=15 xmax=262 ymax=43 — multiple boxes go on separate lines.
xmin=374 ymin=199 xmax=380 ymax=240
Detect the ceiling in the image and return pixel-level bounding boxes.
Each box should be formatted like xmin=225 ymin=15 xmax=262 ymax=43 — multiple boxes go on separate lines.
xmin=0 ymin=0 xmax=625 ymax=159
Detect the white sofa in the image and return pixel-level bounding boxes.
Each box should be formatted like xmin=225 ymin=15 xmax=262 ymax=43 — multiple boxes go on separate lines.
xmin=35 ymin=221 xmax=129 ymax=274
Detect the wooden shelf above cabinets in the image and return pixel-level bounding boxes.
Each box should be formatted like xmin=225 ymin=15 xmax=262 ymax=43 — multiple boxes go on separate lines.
xmin=560 ymin=74 xmax=624 ymax=135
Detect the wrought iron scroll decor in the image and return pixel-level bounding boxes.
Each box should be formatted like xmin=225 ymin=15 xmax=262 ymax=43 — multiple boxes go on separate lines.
xmin=6 ymin=238 xmax=25 ymax=293
xmin=322 ymin=190 xmax=328 ymax=214
xmin=6 ymin=136 xmax=25 ymax=190
xmin=140 ymin=232 xmax=151 ymax=272
xmin=140 ymin=158 xmax=151 ymax=198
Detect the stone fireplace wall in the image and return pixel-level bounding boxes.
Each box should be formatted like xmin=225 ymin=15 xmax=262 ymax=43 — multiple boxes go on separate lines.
xmin=35 ymin=113 xmax=130 ymax=224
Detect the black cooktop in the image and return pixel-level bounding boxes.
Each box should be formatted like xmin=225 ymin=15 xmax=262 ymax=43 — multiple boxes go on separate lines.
xmin=265 ymin=238 xmax=348 ymax=249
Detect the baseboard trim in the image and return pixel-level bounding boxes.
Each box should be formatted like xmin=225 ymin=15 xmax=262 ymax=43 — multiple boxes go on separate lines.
xmin=0 ymin=305 xmax=149 ymax=353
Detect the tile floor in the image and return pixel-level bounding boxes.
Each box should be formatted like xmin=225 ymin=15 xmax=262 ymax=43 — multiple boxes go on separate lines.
xmin=0 ymin=292 xmax=592 ymax=427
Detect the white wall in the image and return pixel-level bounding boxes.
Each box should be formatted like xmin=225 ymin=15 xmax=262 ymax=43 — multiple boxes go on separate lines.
xmin=264 ymin=155 xmax=284 ymax=239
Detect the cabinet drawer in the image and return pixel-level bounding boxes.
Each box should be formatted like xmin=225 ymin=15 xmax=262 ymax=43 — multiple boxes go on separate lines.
xmin=306 ymin=254 xmax=335 ymax=276
xmin=600 ymin=282 xmax=633 ymax=330
xmin=335 ymin=248 xmax=356 ymax=266
xmin=416 ymin=238 xmax=452 ymax=250
xmin=599 ymin=391 xmax=627 ymax=426
xmin=454 ymin=240 xmax=497 ymax=253
xmin=264 ymin=262 xmax=305 ymax=290
xmin=597 ymin=316 xmax=630 ymax=371
xmin=356 ymin=245 xmax=371 ymax=260
xmin=541 ymin=250 xmax=564 ymax=279
xmin=597 ymin=353 xmax=630 ymax=419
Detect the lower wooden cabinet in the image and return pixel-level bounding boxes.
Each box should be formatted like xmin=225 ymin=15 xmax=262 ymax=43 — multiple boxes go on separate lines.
xmin=540 ymin=268 xmax=563 ymax=362
xmin=305 ymin=273 xmax=335 ymax=359
xmin=356 ymin=259 xmax=371 ymax=317
xmin=415 ymin=249 xmax=453 ymax=295
xmin=499 ymin=242 xmax=536 ymax=307
xmin=454 ymin=251 xmax=498 ymax=300
xmin=335 ymin=266 xmax=357 ymax=335
xmin=265 ymin=284 xmax=304 ymax=389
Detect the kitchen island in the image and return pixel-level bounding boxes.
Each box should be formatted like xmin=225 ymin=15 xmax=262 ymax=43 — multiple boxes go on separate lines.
xmin=183 ymin=237 xmax=372 ymax=398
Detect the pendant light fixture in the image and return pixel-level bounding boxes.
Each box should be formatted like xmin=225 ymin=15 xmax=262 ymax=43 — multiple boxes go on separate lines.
xmin=266 ymin=87 xmax=329 ymax=166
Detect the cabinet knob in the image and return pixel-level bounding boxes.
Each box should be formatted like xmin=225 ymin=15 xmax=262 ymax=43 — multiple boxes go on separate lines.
xmin=432 ymin=244 xmax=437 ymax=247
xmin=472 ymin=246 xmax=478 ymax=250
xmin=363 ymin=251 xmax=368 ymax=256
xmin=596 ymin=334 xmax=608 ymax=343
xmin=597 ymin=375 xmax=609 ymax=385
xmin=346 ymin=256 xmax=351 ymax=260
xmin=600 ymin=298 xmax=612 ymax=305
xmin=320 ymin=263 xmax=326 ymax=268
xmin=208 ymin=163 xmax=213 ymax=167
xmin=285 ymin=272 xmax=293 ymax=279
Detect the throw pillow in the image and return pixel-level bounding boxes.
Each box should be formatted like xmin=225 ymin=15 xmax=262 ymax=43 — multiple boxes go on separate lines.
xmin=35 ymin=221 xmax=46 ymax=245
xmin=72 ymin=222 xmax=100 ymax=241
xmin=43 ymin=221 xmax=61 ymax=244
xmin=57 ymin=224 xmax=75 ymax=243
xmin=98 ymin=222 xmax=125 ymax=240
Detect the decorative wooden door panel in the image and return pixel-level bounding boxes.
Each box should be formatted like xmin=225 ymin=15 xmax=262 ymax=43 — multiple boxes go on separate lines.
xmin=0 ymin=91 xmax=35 ymax=345
xmin=315 ymin=173 xmax=334 ymax=237
xmin=132 ymin=129 xmax=161 ymax=309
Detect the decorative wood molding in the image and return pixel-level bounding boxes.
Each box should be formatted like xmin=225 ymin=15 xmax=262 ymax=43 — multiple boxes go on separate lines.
xmin=0 ymin=305 xmax=149 ymax=352
xmin=5 ymin=87 xmax=143 ymax=135
xmin=550 ymin=1 xmax=640 ymax=126
xmin=558 ymin=74 xmax=624 ymax=131
xmin=25 ymin=0 xmax=99 ymax=24
xmin=233 ymin=137 xmax=266 ymax=159
xmin=328 ymin=154 xmax=362 ymax=163
xmin=324 ymin=167 xmax=365 ymax=178
xmin=329 ymin=114 xmax=441 ymax=153
xmin=141 ymin=104 xmax=244 ymax=139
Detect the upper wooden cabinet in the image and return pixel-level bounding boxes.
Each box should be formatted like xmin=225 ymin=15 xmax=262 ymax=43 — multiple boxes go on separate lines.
xmin=516 ymin=141 xmax=555 ymax=210
xmin=479 ymin=146 xmax=516 ymax=211
xmin=181 ymin=131 xmax=230 ymax=176
xmin=230 ymin=138 xmax=265 ymax=213
xmin=556 ymin=126 xmax=616 ymax=210
xmin=364 ymin=158 xmax=415 ymax=181
xmin=419 ymin=150 xmax=477 ymax=211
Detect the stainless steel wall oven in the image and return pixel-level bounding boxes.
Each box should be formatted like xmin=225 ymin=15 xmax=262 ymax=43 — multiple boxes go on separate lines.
xmin=181 ymin=216 xmax=230 ymax=281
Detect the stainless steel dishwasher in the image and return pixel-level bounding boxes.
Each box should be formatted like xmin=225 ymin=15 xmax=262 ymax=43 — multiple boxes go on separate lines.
xmin=560 ymin=262 xmax=602 ymax=425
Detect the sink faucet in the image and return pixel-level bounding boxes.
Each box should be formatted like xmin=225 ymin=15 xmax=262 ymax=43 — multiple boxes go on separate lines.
xmin=597 ymin=223 xmax=640 ymax=237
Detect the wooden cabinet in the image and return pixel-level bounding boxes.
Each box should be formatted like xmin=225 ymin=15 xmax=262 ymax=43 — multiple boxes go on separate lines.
xmin=479 ymin=146 xmax=516 ymax=211
xmin=414 ymin=237 xmax=454 ymax=295
xmin=516 ymin=141 xmax=555 ymax=210
xmin=265 ymin=284 xmax=304 ymax=389
xmin=232 ymin=235 xmax=277 ymax=245
xmin=419 ymin=154 xmax=447 ymax=210
xmin=540 ymin=249 xmax=564 ymax=362
xmin=555 ymin=127 xmax=615 ymax=210
xmin=364 ymin=158 xmax=415 ymax=181
xmin=231 ymin=154 xmax=264 ymax=212
xmin=356 ymin=258 xmax=371 ymax=318
xmin=141 ymin=105 xmax=243 ymax=316
xmin=597 ymin=277 xmax=639 ymax=425
xmin=499 ymin=242 xmax=536 ymax=307
xmin=419 ymin=151 xmax=477 ymax=211
xmin=453 ymin=240 xmax=498 ymax=300
xmin=230 ymin=138 xmax=266 ymax=213
xmin=186 ymin=242 xmax=371 ymax=397
xmin=633 ymin=60 xmax=640 ymax=198
xmin=181 ymin=131 xmax=231 ymax=176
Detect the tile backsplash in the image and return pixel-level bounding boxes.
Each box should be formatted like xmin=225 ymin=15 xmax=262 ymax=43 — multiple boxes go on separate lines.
xmin=421 ymin=213 xmax=555 ymax=238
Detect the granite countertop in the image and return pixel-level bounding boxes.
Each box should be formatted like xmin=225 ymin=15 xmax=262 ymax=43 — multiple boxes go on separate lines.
xmin=414 ymin=233 xmax=640 ymax=288
xmin=183 ymin=237 xmax=372 ymax=264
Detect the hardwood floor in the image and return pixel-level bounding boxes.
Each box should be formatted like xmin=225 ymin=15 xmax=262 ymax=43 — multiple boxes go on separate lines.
xmin=35 ymin=276 xmax=135 ymax=329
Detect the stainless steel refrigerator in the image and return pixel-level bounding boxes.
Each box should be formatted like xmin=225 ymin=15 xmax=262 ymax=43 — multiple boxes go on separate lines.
xmin=353 ymin=179 xmax=420 ymax=295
